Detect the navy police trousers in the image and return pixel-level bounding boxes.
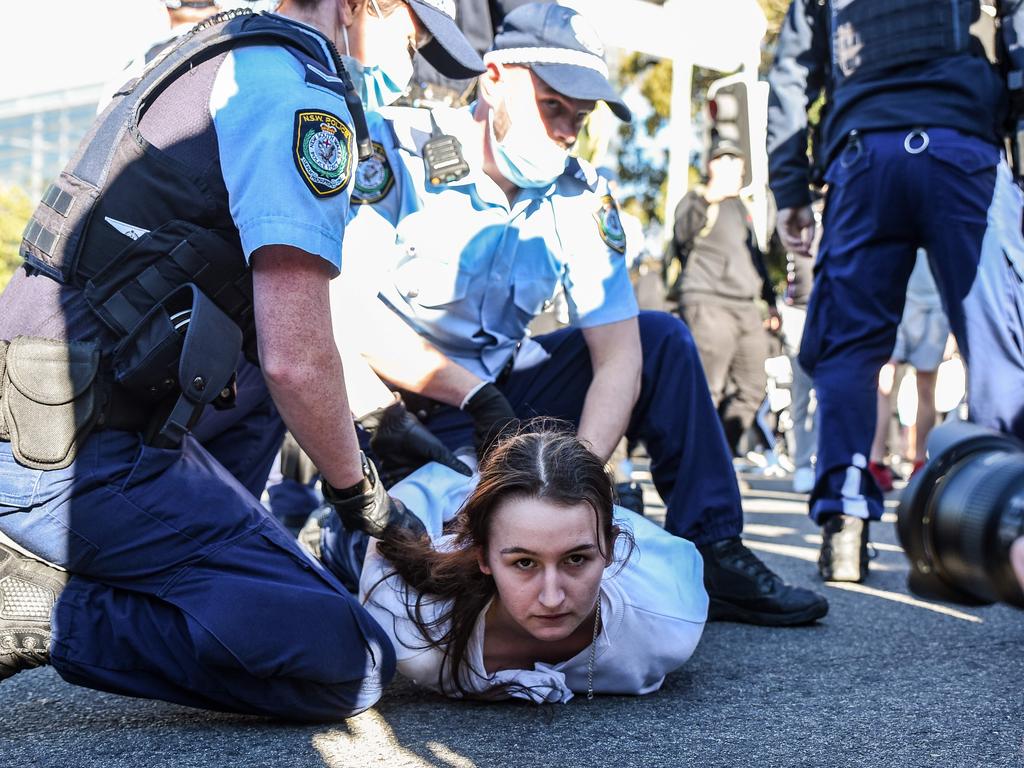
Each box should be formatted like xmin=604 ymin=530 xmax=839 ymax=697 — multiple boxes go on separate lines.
xmin=424 ymin=311 xmax=744 ymax=546
xmin=0 ymin=362 xmax=394 ymax=721
xmin=801 ymin=128 xmax=1024 ymax=523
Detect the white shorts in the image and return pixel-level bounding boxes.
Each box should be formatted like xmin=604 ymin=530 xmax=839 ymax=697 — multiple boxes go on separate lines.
xmin=891 ymin=301 xmax=949 ymax=371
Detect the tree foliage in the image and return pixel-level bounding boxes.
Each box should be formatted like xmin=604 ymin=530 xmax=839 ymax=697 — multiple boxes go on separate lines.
xmin=0 ymin=185 xmax=31 ymax=292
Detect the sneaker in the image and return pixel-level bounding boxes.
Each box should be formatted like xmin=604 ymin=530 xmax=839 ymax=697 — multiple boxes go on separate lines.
xmin=792 ymin=466 xmax=815 ymax=494
xmin=0 ymin=542 xmax=67 ymax=681
xmin=818 ymin=515 xmax=869 ymax=582
xmin=867 ymin=461 xmax=895 ymax=493
xmin=699 ymin=537 xmax=829 ymax=626
xmin=614 ymin=481 xmax=645 ymax=516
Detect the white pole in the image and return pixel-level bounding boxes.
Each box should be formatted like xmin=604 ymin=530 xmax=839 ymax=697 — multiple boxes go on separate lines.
xmin=659 ymin=0 xmax=692 ymax=228
xmin=742 ymin=47 xmax=771 ymax=251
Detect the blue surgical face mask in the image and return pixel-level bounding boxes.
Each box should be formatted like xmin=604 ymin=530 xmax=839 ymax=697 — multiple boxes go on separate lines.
xmin=487 ymin=103 xmax=569 ymax=189
xmin=341 ymin=15 xmax=415 ymax=112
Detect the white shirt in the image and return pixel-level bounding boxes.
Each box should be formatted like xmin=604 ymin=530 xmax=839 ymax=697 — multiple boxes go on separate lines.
xmin=359 ymin=463 xmax=708 ymax=703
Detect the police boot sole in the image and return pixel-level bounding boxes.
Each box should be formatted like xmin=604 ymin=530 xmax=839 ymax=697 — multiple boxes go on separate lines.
xmin=707 ymin=596 xmax=829 ymax=627
xmin=0 ymin=545 xmax=65 ymax=680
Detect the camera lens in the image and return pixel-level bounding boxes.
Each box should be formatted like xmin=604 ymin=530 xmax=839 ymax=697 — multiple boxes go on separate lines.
xmin=897 ymin=421 xmax=1024 ymax=608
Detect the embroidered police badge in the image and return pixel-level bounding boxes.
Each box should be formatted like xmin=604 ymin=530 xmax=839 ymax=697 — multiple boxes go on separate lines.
xmin=594 ymin=194 xmax=626 ymax=254
xmin=293 ymin=110 xmax=353 ymax=197
xmin=352 ymin=141 xmax=394 ymax=205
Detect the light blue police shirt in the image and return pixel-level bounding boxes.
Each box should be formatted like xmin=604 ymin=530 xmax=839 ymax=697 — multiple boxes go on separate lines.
xmin=343 ymin=105 xmax=639 ymax=380
xmin=210 ymin=19 xmax=357 ymax=274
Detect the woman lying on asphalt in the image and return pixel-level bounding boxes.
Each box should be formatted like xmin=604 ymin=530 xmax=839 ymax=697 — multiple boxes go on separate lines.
xmin=358 ymin=423 xmax=708 ymax=703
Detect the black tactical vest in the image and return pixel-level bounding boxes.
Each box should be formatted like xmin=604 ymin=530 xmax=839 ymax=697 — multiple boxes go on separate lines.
xmin=5 ymin=10 xmax=372 ymax=446
xmin=830 ymin=0 xmax=980 ymax=86
xmin=18 ymin=11 xmax=364 ymax=365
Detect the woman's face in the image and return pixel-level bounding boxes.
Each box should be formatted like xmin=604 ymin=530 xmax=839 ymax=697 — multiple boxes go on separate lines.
xmin=478 ymin=496 xmax=611 ymax=643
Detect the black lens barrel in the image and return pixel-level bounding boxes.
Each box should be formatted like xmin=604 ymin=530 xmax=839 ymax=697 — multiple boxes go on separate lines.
xmin=897 ymin=421 xmax=1024 ymax=608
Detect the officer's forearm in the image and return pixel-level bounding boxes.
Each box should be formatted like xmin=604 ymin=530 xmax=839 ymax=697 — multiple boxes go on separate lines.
xmin=364 ymin=346 xmax=482 ymax=408
xmin=578 ymin=363 xmax=640 ymax=461
xmin=337 ymin=336 xmax=396 ymax=418
xmin=252 ymin=245 xmax=364 ymax=489
xmin=355 ymin=298 xmax=482 ymax=407
xmin=264 ymin=345 xmax=364 ymax=490
xmin=578 ymin=320 xmax=642 ymax=461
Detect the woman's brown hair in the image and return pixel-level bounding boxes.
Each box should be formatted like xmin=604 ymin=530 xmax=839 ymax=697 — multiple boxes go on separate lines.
xmin=369 ymin=419 xmax=632 ymax=698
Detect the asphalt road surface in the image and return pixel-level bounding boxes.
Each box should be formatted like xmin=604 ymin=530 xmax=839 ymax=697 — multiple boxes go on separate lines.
xmin=3 ymin=469 xmax=1023 ymax=768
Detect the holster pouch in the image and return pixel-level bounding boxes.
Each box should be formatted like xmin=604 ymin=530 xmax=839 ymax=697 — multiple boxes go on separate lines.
xmin=113 ymin=283 xmax=241 ymax=448
xmin=112 ymin=281 xmax=197 ymax=404
xmin=0 ymin=337 xmax=101 ymax=470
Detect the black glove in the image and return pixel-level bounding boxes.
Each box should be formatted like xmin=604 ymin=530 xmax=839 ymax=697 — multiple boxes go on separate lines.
xmin=322 ymin=453 xmax=427 ymax=539
xmin=360 ymin=398 xmax=472 ymax=487
xmin=462 ymin=383 xmax=518 ymax=459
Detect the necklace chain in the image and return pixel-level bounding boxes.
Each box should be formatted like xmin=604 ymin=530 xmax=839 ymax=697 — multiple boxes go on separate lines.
xmin=586 ymin=598 xmax=602 ymax=701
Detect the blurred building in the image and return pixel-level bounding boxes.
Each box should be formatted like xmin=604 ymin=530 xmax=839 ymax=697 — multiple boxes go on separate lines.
xmin=0 ymin=83 xmax=102 ymax=200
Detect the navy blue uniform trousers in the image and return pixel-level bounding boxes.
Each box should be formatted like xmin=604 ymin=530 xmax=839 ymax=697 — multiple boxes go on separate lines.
xmin=423 ymin=311 xmax=744 ymax=546
xmin=801 ymin=128 xmax=1024 ymax=522
xmin=0 ymin=363 xmax=394 ymax=721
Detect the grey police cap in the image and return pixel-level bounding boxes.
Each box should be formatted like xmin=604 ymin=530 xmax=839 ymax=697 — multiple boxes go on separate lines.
xmin=487 ymin=3 xmax=631 ymax=122
xmin=407 ymin=0 xmax=487 ymax=80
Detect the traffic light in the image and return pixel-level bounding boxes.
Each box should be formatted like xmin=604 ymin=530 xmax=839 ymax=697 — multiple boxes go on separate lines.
xmin=706 ymin=77 xmax=752 ymax=187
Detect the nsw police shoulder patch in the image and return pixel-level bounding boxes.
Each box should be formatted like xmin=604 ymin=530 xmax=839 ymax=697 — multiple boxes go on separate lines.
xmin=293 ymin=109 xmax=353 ymax=197
xmin=594 ymin=194 xmax=627 ymax=254
xmin=352 ymin=141 xmax=394 ymax=205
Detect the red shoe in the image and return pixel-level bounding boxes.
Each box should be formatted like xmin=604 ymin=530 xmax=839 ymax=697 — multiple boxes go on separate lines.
xmin=867 ymin=461 xmax=895 ymax=493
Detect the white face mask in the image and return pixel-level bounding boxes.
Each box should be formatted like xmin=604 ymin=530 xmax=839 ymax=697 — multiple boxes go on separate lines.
xmin=487 ymin=93 xmax=569 ymax=189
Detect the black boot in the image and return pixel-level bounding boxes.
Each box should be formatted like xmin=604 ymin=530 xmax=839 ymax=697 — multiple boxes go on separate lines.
xmin=0 ymin=542 xmax=67 ymax=681
xmin=818 ymin=515 xmax=870 ymax=583
xmin=699 ymin=537 xmax=829 ymax=626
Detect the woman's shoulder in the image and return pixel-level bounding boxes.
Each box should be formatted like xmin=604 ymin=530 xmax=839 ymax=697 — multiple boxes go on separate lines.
xmin=563 ymin=510 xmax=708 ymax=696
xmin=608 ymin=508 xmax=709 ymax=624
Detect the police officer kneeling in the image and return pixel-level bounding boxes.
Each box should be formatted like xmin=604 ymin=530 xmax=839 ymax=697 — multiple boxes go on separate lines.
xmin=308 ymin=3 xmax=829 ymax=626
xmin=0 ymin=0 xmax=483 ymax=719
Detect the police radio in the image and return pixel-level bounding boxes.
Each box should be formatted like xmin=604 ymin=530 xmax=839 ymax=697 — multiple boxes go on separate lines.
xmin=423 ymin=111 xmax=470 ymax=185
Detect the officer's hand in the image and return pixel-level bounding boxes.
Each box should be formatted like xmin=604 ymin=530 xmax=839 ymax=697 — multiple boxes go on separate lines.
xmin=321 ymin=457 xmax=427 ymax=539
xmin=764 ymin=306 xmax=782 ymax=334
xmin=777 ymin=206 xmax=816 ymax=258
xmin=462 ymin=382 xmax=518 ymax=459
xmin=362 ymin=399 xmax=471 ymax=486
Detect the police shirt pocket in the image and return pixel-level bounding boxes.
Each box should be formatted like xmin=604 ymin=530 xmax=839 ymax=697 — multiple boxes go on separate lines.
xmin=512 ymin=278 xmax=556 ymax=318
xmin=392 ymin=257 xmax=471 ymax=309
